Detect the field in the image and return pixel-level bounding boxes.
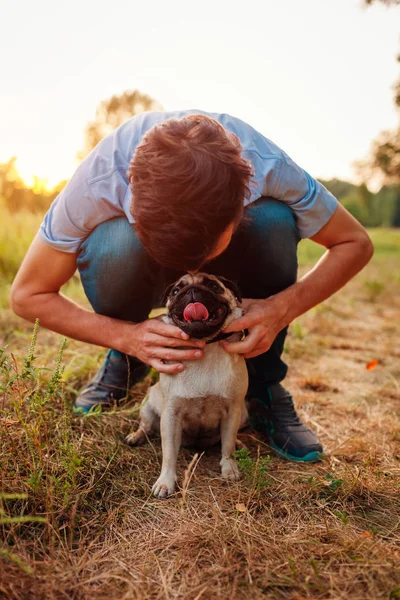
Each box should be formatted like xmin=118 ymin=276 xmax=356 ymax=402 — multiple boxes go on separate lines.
xmin=1 ymin=211 xmax=400 ymax=599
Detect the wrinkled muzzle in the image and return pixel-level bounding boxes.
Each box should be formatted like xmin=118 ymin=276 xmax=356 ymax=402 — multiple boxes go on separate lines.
xmin=169 ymin=286 xmax=230 ymax=339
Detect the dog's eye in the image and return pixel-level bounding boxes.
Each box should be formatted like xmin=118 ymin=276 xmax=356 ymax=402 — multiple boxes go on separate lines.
xmin=172 ymin=287 xmax=180 ymax=296
xmin=209 ymin=282 xmax=221 ymax=292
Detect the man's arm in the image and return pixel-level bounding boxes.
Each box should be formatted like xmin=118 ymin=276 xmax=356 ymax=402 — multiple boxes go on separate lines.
xmin=10 ymin=236 xmax=205 ymax=373
xmin=222 ymin=204 xmax=374 ymax=358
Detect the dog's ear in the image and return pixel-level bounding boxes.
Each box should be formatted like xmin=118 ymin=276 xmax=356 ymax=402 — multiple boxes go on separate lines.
xmin=162 ymin=283 xmax=175 ymax=307
xmin=218 ymin=277 xmax=242 ymax=303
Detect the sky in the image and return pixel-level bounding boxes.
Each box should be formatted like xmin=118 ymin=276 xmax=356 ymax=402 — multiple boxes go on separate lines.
xmin=1 ymin=0 xmax=399 ymax=188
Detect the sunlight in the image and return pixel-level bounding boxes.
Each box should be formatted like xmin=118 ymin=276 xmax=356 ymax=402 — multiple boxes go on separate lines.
xmin=15 ymin=155 xmax=73 ymax=192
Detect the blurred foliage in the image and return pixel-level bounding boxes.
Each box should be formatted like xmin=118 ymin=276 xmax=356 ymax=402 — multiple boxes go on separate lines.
xmin=0 ymin=157 xmax=66 ymax=214
xmin=327 ymin=0 xmax=400 ymax=230
xmin=363 ymin=0 xmax=400 ymax=183
xmin=78 ymin=89 xmax=162 ymax=159
xmin=319 ymin=178 xmax=400 ymax=227
xmin=364 ymin=0 xmax=400 ymax=4
xmin=368 ymin=125 xmax=400 ymax=185
xmin=0 ymin=208 xmax=43 ymax=284
xmin=0 ymin=208 xmax=83 ymax=309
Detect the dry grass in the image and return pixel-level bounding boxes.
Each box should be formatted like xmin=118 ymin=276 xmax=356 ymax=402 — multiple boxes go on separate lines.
xmin=1 ymin=230 xmax=400 ymax=599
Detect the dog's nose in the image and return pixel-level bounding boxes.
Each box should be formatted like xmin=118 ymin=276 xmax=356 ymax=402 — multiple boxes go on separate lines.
xmin=185 ymin=287 xmax=205 ymax=304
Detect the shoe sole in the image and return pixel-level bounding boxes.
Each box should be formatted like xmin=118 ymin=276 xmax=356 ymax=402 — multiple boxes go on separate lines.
xmin=73 ymin=406 xmax=96 ymax=415
xmin=269 ymin=441 xmax=324 ymax=463
xmin=72 ymin=404 xmax=107 ymax=415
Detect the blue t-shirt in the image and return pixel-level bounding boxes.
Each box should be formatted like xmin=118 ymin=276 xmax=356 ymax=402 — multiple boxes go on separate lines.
xmin=40 ymin=109 xmax=338 ymax=253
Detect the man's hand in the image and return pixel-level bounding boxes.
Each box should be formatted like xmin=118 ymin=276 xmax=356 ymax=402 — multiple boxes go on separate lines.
xmin=122 ymin=318 xmax=205 ymax=375
xmin=220 ymin=298 xmax=286 ymax=358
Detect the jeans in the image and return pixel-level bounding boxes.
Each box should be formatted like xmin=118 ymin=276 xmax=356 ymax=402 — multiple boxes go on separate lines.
xmin=77 ymin=197 xmax=300 ymax=385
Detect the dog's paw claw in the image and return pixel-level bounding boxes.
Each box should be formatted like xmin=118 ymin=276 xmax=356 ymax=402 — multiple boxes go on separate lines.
xmin=152 ymin=476 xmax=176 ymax=498
xmin=125 ymin=431 xmax=144 ymax=446
xmin=222 ymin=470 xmax=241 ymax=481
xmin=221 ymin=459 xmax=241 ymax=481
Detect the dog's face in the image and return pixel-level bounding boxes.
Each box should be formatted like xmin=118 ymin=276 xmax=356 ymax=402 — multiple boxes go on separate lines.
xmin=164 ymin=273 xmax=242 ymax=340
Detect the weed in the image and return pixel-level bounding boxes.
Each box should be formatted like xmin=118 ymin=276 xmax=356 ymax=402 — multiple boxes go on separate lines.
xmin=298 ymin=377 xmax=335 ymax=392
xmin=324 ymin=473 xmax=344 ymax=492
xmin=0 ymin=322 xmax=82 ymax=534
xmin=332 ymin=509 xmax=349 ymax=524
xmin=390 ymin=586 xmax=400 ymax=599
xmin=235 ymin=447 xmax=271 ymax=490
xmin=292 ymin=321 xmax=307 ymax=340
xmin=364 ymin=279 xmax=385 ymax=301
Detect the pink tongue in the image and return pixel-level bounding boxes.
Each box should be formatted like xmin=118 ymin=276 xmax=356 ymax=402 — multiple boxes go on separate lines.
xmin=183 ymin=302 xmax=209 ymax=322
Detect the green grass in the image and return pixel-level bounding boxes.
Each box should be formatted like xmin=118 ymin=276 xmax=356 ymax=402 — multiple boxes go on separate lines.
xmin=297 ymin=227 xmax=400 ymax=267
xmin=0 ymin=208 xmax=83 ymax=308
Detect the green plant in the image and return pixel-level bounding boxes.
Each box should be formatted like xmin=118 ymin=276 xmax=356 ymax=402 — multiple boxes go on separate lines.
xmin=332 ymin=509 xmax=349 ymax=524
xmin=0 ymin=321 xmax=82 ymax=521
xmin=324 ymin=473 xmax=343 ymax=492
xmin=235 ymin=447 xmax=271 ymax=490
xmin=292 ymin=321 xmax=307 ymax=340
xmin=364 ymin=279 xmax=385 ymax=301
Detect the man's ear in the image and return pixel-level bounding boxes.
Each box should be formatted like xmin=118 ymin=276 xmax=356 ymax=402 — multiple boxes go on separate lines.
xmin=218 ymin=276 xmax=242 ymax=303
xmin=162 ymin=283 xmax=175 ymax=307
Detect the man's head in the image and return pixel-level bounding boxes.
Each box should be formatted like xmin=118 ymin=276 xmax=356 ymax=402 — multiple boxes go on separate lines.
xmin=128 ymin=115 xmax=253 ymax=271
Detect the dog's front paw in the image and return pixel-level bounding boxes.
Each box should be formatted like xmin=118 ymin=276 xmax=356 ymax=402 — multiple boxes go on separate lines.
xmin=220 ymin=457 xmax=241 ymax=481
xmin=125 ymin=429 xmax=147 ymax=446
xmin=152 ymin=473 xmax=177 ymax=498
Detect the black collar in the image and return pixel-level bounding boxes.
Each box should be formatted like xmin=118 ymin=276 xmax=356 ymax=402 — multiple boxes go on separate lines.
xmin=206 ymin=329 xmax=246 ymax=345
xmin=175 ymin=330 xmax=247 ymax=350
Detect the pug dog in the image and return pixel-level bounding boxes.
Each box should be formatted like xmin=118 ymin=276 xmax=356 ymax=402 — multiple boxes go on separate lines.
xmin=125 ymin=273 xmax=249 ymax=499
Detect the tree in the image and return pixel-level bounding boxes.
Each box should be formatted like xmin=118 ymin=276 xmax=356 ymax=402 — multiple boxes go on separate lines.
xmin=362 ymin=1 xmax=400 ymax=185
xmin=0 ymin=157 xmax=65 ymax=213
xmin=364 ymin=54 xmax=400 ymax=185
xmin=364 ymin=0 xmax=400 ymax=5
xmin=78 ymin=90 xmax=162 ymax=159
xmin=318 ymin=178 xmax=358 ymax=200
xmin=369 ymin=128 xmax=400 ymax=184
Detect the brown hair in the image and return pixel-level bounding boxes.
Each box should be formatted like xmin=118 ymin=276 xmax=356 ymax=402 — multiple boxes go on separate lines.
xmin=128 ymin=114 xmax=253 ymax=271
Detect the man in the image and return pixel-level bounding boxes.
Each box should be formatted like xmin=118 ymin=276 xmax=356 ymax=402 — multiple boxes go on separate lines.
xmin=10 ymin=110 xmax=373 ymax=463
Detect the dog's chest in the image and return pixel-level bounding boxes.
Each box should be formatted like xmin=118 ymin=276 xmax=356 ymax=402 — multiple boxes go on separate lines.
xmin=158 ymin=335 xmax=248 ymax=447
xmin=161 ymin=343 xmax=245 ymax=401
xmin=179 ymin=393 xmax=232 ymax=434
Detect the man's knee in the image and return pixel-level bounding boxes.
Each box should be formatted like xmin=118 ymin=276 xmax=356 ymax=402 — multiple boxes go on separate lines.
xmin=77 ymin=218 xmax=155 ymax=318
xmin=78 ymin=218 xmax=143 ymax=273
xmin=246 ymin=196 xmax=298 ymax=244
xmin=240 ymin=198 xmax=300 ymax=295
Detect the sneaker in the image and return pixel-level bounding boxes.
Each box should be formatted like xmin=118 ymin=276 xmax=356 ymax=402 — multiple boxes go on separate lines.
xmin=246 ymin=382 xmax=324 ymax=462
xmin=73 ymin=350 xmax=149 ymax=414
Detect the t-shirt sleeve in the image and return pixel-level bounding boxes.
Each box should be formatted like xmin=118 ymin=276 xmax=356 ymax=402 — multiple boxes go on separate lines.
xmin=267 ymin=150 xmax=339 ymax=239
xmin=39 ymin=162 xmax=129 ymax=253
